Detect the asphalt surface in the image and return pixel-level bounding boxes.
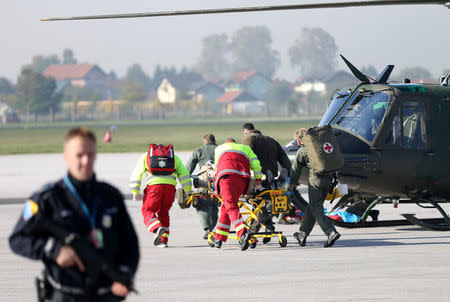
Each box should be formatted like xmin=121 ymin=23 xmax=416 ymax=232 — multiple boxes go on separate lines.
xmin=1 ymin=153 xmax=450 ymax=301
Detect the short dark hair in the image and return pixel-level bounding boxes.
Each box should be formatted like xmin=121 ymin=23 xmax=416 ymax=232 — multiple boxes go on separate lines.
xmin=242 ymin=123 xmax=255 ymax=131
xmin=203 ymin=134 xmax=216 ymax=143
xmin=64 ymin=127 xmax=96 ymax=144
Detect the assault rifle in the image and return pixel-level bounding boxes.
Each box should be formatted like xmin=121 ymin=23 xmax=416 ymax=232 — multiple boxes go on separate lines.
xmin=25 ymin=215 xmax=136 ymax=299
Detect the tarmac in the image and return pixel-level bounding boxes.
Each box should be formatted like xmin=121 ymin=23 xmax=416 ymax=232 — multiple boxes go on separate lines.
xmin=1 ymin=153 xmax=450 ymax=301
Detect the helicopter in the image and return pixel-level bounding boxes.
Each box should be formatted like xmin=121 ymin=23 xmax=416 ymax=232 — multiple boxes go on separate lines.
xmin=283 ymin=55 xmax=450 ymax=231
xmin=40 ymin=1 xmax=450 ymax=230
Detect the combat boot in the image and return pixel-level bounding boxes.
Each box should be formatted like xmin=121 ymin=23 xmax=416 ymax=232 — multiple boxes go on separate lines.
xmin=153 ymin=227 xmax=166 ymax=246
xmin=324 ymin=231 xmax=341 ymax=248
xmin=215 ymin=240 xmax=222 ymax=249
xmin=239 ymin=231 xmax=253 ymax=251
xmin=293 ymin=231 xmax=307 ymax=246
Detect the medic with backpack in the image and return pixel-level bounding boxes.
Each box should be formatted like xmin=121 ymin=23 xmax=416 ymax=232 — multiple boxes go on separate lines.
xmin=130 ymin=144 xmax=192 ymax=248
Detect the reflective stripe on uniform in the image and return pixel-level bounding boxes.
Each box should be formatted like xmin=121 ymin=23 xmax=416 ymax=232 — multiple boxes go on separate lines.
xmin=216 ymin=169 xmax=251 ymax=180
xmin=235 ymin=223 xmax=248 ymax=232
xmin=148 ymin=175 xmax=176 ymax=181
xmin=147 ymin=219 xmax=161 ymax=230
xmin=215 ymin=229 xmax=229 ymax=237
xmin=181 ymin=182 xmax=191 ymax=188
xmin=217 ymin=149 xmax=249 ymax=161
xmin=179 ymin=175 xmax=191 ymax=182
xmin=162 ymin=233 xmax=169 ymax=238
xmin=217 ymin=222 xmax=230 ymax=229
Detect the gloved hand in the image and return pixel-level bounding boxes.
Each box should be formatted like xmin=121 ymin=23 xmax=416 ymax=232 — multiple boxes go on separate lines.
xmin=283 ymin=190 xmax=294 ymax=197
xmin=133 ymin=193 xmax=142 ymax=202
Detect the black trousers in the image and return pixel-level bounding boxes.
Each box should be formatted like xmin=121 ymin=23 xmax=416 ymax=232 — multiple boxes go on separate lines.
xmin=50 ymin=290 xmax=123 ymax=302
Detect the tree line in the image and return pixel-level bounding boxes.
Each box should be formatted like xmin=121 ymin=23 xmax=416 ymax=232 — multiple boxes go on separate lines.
xmin=0 ymin=26 xmax=443 ymax=123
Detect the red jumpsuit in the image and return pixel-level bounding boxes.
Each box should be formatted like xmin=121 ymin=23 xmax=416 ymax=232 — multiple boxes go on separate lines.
xmin=213 ymin=142 xmax=262 ymax=242
xmin=142 ymin=184 xmax=175 ymax=243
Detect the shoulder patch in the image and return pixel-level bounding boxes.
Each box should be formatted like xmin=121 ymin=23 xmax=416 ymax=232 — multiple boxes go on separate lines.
xmin=23 ymin=200 xmax=39 ymax=220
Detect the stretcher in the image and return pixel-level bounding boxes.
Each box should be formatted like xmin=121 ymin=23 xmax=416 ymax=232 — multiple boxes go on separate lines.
xmin=185 ymin=188 xmax=290 ymax=248
xmin=186 ymin=169 xmax=291 ymax=248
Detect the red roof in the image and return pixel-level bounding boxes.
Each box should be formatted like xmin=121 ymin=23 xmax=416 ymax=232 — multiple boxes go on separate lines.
xmin=42 ymin=64 xmax=97 ymax=81
xmin=216 ymin=90 xmax=245 ymax=103
xmin=231 ymin=71 xmax=257 ymax=83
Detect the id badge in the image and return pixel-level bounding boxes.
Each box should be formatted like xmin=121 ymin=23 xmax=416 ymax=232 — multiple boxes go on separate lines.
xmin=90 ymin=229 xmax=104 ymax=249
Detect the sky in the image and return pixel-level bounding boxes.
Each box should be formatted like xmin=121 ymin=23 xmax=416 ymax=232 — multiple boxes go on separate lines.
xmin=1 ymin=0 xmax=449 ymax=83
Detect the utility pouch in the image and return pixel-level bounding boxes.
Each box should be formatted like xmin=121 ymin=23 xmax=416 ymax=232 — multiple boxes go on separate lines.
xmin=35 ymin=270 xmax=52 ymax=302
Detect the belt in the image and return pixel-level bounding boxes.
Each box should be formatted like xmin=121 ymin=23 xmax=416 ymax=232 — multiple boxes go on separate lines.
xmin=47 ymin=274 xmax=111 ymax=296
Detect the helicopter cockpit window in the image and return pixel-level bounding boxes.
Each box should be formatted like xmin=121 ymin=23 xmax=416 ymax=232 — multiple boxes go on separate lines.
xmin=333 ymin=90 xmax=391 ymax=142
xmin=318 ymin=89 xmax=351 ymax=126
xmin=402 ymin=102 xmax=426 ymax=149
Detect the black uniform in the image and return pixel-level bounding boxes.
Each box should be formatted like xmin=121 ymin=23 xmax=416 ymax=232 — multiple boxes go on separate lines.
xmin=9 ymin=173 xmax=140 ymax=302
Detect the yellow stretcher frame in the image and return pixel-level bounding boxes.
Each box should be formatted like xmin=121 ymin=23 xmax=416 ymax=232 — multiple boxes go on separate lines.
xmin=191 ymin=188 xmax=290 ymax=248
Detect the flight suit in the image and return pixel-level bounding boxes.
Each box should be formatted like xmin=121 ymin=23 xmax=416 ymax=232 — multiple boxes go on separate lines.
xmin=289 ymin=145 xmax=337 ymax=237
xmin=186 ymin=142 xmax=219 ymax=232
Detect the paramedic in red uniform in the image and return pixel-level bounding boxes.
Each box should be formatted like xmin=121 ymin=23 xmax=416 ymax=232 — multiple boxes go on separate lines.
xmin=130 ymin=144 xmax=192 ymax=248
xmin=212 ymin=138 xmax=263 ymax=250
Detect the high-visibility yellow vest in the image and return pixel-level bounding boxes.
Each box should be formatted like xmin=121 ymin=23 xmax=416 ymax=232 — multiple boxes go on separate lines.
xmin=130 ymin=153 xmax=192 ymax=195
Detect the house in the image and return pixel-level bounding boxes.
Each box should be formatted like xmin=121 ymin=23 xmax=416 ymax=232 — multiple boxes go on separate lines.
xmin=43 ymin=64 xmax=108 ymax=89
xmin=225 ymin=71 xmax=271 ymax=100
xmin=157 ymin=78 xmax=176 ymax=104
xmin=192 ymin=81 xmax=224 ymax=110
xmin=216 ymin=90 xmax=265 ymax=115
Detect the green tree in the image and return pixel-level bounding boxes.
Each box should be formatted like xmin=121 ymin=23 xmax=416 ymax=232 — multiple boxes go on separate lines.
xmin=398 ymin=67 xmax=432 ymax=80
xmin=0 ymin=78 xmax=14 ymax=98
xmin=124 ymin=64 xmax=151 ymax=92
xmin=195 ymin=33 xmax=230 ymax=79
xmin=231 ymin=26 xmax=279 ymax=79
xmin=288 ymin=27 xmax=338 ymax=80
xmin=23 ymin=54 xmax=60 ymax=73
xmin=62 ymin=48 xmax=77 ymax=64
xmin=15 ymin=68 xmax=60 ymax=121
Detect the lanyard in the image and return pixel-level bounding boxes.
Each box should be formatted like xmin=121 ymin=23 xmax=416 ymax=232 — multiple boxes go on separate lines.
xmin=63 ymin=176 xmax=98 ymax=228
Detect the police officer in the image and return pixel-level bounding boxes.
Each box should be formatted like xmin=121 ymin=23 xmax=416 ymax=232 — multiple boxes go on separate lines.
xmin=286 ymin=128 xmax=341 ymax=248
xmin=185 ymin=134 xmax=219 ymax=240
xmin=9 ymin=127 xmax=140 ymax=301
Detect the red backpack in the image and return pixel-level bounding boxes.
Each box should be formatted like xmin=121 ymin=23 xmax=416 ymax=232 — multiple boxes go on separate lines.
xmin=147 ymin=144 xmax=175 ymax=175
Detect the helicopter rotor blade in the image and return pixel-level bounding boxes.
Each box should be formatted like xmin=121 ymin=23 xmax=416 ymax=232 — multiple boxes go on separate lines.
xmin=340 ymin=54 xmax=371 ymax=83
xmin=374 ymin=65 xmax=395 ymax=83
xmin=40 ymin=0 xmax=449 ymax=21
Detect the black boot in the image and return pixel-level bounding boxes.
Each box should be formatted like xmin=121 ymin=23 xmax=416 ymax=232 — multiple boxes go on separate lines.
xmin=293 ymin=232 xmax=307 ymax=246
xmin=324 ymin=231 xmax=341 ymax=248
xmin=369 ymin=210 xmax=380 ymax=221
xmin=203 ymin=229 xmax=211 ymax=240
xmin=239 ymin=231 xmax=253 ymax=251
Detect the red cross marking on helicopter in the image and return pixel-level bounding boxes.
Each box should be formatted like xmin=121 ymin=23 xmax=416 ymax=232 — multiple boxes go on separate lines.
xmin=323 ymin=142 xmax=333 ymax=153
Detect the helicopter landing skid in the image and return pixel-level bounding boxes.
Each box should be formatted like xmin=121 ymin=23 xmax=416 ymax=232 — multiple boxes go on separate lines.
xmin=401 ymin=214 xmax=450 ymax=231
xmin=332 ymin=217 xmax=447 ymax=229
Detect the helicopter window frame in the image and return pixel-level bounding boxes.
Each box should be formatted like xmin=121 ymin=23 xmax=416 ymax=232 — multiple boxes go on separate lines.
xmin=382 ymin=96 xmax=430 ymax=150
xmin=331 ymin=88 xmax=393 ymax=143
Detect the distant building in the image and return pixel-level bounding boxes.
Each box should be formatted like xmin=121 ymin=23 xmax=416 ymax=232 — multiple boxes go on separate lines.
xmin=157 ymin=78 xmax=176 ymax=104
xmin=43 ymin=64 xmax=108 ymax=90
xmin=216 ymin=90 xmax=265 ymax=115
xmin=225 ymin=71 xmax=271 ymax=100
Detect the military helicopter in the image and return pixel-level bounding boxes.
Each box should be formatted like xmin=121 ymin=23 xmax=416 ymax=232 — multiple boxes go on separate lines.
xmin=307 ymin=55 xmax=450 ymax=231
xmin=41 ymin=1 xmax=450 ymax=230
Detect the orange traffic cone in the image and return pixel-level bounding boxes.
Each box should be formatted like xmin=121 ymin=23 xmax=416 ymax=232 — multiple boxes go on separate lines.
xmin=103 ymin=130 xmax=112 ymax=143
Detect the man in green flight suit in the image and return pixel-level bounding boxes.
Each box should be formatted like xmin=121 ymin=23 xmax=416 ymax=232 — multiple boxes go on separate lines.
xmin=285 ymin=128 xmax=341 ymax=248
xmin=186 ymin=134 xmax=219 ymax=240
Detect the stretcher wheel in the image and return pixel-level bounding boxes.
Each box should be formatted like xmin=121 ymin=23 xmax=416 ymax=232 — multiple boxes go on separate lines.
xmin=250 ymin=241 xmax=257 ymax=249
xmin=263 ymin=237 xmax=271 ymax=244
xmin=279 ymin=236 xmax=287 ymax=247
